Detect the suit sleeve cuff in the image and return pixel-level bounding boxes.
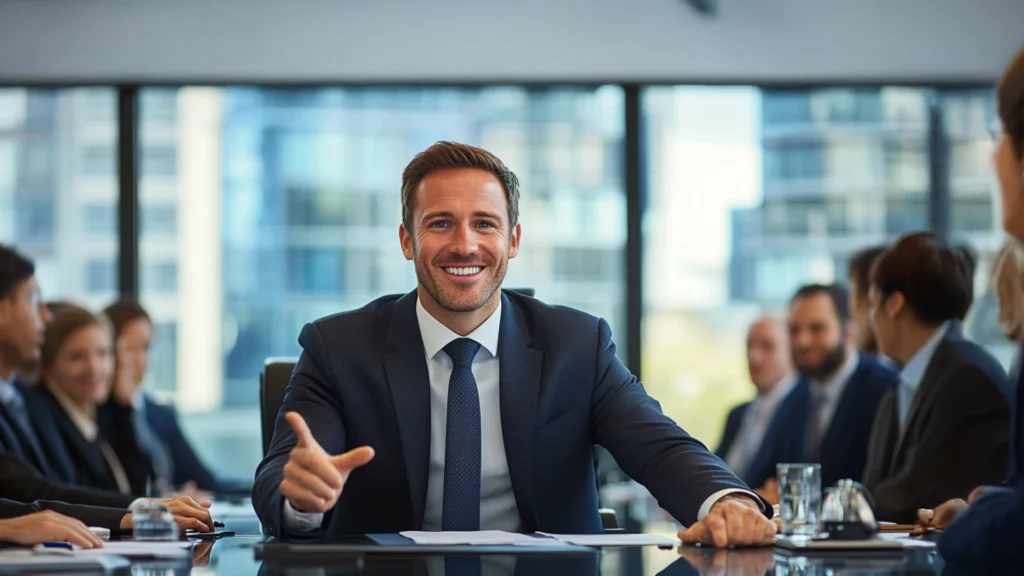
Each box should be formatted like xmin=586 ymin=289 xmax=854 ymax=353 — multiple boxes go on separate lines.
xmin=283 ymin=499 xmax=326 ymax=532
xmin=698 ymin=489 xmax=764 ymax=520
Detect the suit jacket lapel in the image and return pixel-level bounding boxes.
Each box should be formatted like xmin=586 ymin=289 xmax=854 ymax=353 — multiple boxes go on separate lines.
xmin=892 ymin=326 xmax=959 ymax=463
xmin=382 ymin=291 xmax=432 ymax=530
xmin=863 ymin=390 xmax=899 ymax=486
xmin=497 ymin=292 xmax=543 ymax=531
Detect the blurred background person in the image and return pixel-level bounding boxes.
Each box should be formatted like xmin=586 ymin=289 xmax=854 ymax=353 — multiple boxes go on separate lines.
xmin=715 ymin=315 xmax=796 ymax=489
xmin=104 ymin=300 xmax=223 ymax=495
xmin=768 ymin=284 xmax=898 ymax=490
xmin=847 ymin=245 xmax=888 ymax=359
xmin=936 ymin=46 xmax=1024 ymax=569
xmin=35 ymin=303 xmax=152 ymax=496
xmin=0 ymin=245 xmax=79 ymax=485
xmin=862 ymin=232 xmax=1010 ymax=523
xmin=992 ymin=240 xmax=1024 ymax=347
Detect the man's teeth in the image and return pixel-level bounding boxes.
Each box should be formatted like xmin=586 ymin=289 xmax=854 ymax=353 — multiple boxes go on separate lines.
xmin=444 ymin=267 xmax=482 ymax=276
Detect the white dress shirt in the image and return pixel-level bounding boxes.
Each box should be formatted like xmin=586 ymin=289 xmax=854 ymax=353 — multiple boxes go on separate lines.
xmin=898 ymin=322 xmax=950 ymax=431
xmin=809 ymin=351 xmax=860 ymax=437
xmin=286 ymin=296 xmax=760 ymax=531
xmin=46 ymin=385 xmax=133 ymax=494
xmin=724 ymin=375 xmax=797 ymax=476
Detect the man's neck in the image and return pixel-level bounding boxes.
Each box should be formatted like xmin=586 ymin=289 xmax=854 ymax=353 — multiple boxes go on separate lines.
xmin=0 ymin=357 xmax=15 ymax=383
xmin=893 ymin=322 xmax=945 ymax=366
xmin=417 ymin=286 xmax=501 ymax=337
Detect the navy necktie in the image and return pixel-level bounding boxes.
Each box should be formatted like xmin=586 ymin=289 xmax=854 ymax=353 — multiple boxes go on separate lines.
xmin=442 ymin=338 xmax=482 ymax=531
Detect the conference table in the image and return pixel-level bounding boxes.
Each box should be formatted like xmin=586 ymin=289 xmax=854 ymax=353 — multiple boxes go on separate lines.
xmin=117 ymin=510 xmax=996 ymax=576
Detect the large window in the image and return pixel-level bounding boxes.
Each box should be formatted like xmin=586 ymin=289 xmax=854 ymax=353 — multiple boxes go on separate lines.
xmin=138 ymin=86 xmax=626 ymax=477
xmin=0 ymin=88 xmax=118 ymax=308
xmin=641 ymin=86 xmax=931 ymax=448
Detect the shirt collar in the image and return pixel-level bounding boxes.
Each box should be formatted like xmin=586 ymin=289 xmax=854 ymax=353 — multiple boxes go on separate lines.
xmin=754 ymin=374 xmax=797 ymax=413
xmin=415 ymin=295 xmax=501 ymax=361
xmin=813 ymin=350 xmax=860 ymax=399
xmin=0 ymin=376 xmax=16 ymax=406
xmin=900 ymin=321 xmax=951 ymax=394
xmin=46 ymin=384 xmax=99 ymax=442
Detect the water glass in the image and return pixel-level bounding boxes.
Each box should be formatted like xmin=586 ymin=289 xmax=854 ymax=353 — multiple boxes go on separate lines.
xmin=131 ymin=500 xmax=177 ymax=541
xmin=776 ymin=463 xmax=821 ymax=536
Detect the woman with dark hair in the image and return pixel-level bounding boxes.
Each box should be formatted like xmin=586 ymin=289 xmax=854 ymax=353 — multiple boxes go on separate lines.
xmin=920 ymin=47 xmax=1024 ymax=569
xmin=103 ymin=300 xmax=222 ymax=494
xmin=34 ymin=303 xmax=152 ymax=495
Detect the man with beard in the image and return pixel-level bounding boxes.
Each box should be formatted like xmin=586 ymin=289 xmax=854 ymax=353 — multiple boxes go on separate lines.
xmin=768 ymin=284 xmax=898 ymax=488
xmin=253 ymin=141 xmax=776 ymax=548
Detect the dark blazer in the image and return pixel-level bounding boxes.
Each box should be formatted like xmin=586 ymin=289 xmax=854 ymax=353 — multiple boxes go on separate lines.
xmin=939 ymin=340 xmax=1024 ymax=570
xmin=770 ymin=354 xmax=898 ymax=488
xmin=143 ymin=396 xmax=220 ymax=491
xmin=253 ymin=291 xmax=764 ymax=538
xmin=862 ymin=323 xmax=1010 ymax=523
xmin=15 ymin=380 xmax=79 ymax=484
xmin=0 ymin=498 xmax=128 ymax=532
xmin=0 ymin=451 xmax=133 ymax=511
xmin=35 ymin=386 xmax=152 ymax=496
xmin=714 ymin=383 xmax=802 ymax=489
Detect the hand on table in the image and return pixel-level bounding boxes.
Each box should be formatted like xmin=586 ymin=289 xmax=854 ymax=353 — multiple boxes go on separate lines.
xmin=119 ymin=496 xmax=214 ymax=533
xmin=0 ymin=511 xmax=104 ymax=549
xmin=678 ymin=496 xmax=776 ymax=548
xmin=917 ymin=498 xmax=968 ymax=531
xmin=281 ymin=412 xmax=375 ymax=513
xmin=676 ymin=546 xmax=775 ymax=576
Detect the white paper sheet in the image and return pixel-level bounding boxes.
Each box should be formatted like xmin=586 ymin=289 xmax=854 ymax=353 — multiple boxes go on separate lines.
xmin=537 ymin=533 xmax=681 ymax=547
xmin=398 ymin=531 xmax=540 ymax=545
xmin=877 ymin=533 xmax=937 ymax=549
xmin=74 ymin=541 xmax=193 ymax=558
xmin=0 ymin=549 xmax=132 ymax=570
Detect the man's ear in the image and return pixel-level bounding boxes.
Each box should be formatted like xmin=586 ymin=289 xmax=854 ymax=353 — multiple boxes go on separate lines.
xmin=508 ymin=223 xmax=521 ymax=259
xmin=399 ymin=224 xmax=414 ymax=261
xmin=884 ymin=291 xmax=906 ymax=318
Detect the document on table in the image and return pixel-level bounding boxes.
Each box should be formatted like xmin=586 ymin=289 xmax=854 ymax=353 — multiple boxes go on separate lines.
xmin=75 ymin=541 xmax=194 ymax=558
xmin=537 ymin=533 xmax=682 ymax=547
xmin=877 ymin=533 xmax=937 ymax=549
xmin=0 ymin=550 xmax=131 ymax=571
xmin=398 ymin=531 xmax=681 ymax=547
xmin=399 ymin=531 xmax=540 ymax=545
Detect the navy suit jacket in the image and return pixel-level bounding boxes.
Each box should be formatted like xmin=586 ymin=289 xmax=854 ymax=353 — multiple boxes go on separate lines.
xmin=143 ymin=396 xmax=221 ymax=491
xmin=35 ymin=386 xmax=152 ymax=496
xmin=714 ymin=385 xmax=802 ymax=489
xmin=769 ymin=354 xmax=897 ymax=488
xmin=940 ymin=340 xmax=1024 ymax=569
xmin=253 ymin=291 xmax=762 ymax=538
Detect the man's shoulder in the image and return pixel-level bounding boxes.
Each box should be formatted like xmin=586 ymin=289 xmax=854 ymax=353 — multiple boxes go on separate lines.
xmin=503 ymin=290 xmax=606 ymax=341
xmin=855 ymin=354 xmax=900 ymax=388
xmin=308 ymin=293 xmax=406 ymax=335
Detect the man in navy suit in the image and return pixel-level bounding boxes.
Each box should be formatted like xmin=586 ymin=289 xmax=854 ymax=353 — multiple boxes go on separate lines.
xmin=715 ymin=315 xmax=796 ymax=488
xmin=253 ymin=141 xmax=776 ymax=547
xmin=919 ymin=46 xmax=1024 ymax=569
xmin=760 ymin=284 xmax=898 ymax=492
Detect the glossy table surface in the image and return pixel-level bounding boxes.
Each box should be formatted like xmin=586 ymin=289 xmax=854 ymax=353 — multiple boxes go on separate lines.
xmin=127 ymin=515 xmax=978 ymax=576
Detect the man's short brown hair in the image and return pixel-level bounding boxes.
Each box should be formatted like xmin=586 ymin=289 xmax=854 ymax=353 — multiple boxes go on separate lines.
xmin=870 ymin=232 xmax=976 ymax=324
xmin=400 ymin=141 xmax=520 ymax=232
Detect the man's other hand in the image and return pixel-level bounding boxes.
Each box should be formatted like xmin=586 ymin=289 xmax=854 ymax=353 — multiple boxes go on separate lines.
xmin=280 ymin=412 xmax=375 ymax=514
xmin=678 ymin=496 xmax=776 ymax=548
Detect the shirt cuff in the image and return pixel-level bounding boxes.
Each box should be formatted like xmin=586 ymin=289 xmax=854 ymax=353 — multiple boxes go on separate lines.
xmin=697 ymin=488 xmax=764 ymax=520
xmin=283 ymin=499 xmax=326 ymax=532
